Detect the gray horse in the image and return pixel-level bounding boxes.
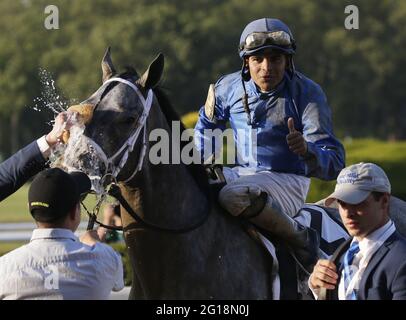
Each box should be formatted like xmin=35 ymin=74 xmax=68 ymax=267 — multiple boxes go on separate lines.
xmin=71 ymin=49 xmax=287 ymax=299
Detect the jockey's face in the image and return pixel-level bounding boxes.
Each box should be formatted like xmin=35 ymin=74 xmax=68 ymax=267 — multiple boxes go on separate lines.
xmin=246 ymin=50 xmax=287 ymax=92
xmin=337 ymin=193 xmax=390 ymax=240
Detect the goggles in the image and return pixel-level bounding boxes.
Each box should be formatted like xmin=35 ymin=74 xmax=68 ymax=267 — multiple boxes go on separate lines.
xmin=240 ymin=31 xmax=293 ymax=51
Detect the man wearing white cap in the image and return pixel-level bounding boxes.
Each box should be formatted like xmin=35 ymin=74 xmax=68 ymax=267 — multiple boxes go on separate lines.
xmin=309 ymin=162 xmax=406 ymax=300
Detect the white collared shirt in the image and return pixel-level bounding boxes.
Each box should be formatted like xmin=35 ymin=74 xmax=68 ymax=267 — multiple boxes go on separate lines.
xmin=338 ymin=219 xmax=395 ymax=300
xmin=0 ymin=228 xmax=124 ymax=300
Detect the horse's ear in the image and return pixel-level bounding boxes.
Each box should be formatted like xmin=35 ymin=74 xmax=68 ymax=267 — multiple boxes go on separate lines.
xmin=138 ymin=53 xmax=164 ymax=89
xmin=101 ymin=47 xmax=116 ymax=83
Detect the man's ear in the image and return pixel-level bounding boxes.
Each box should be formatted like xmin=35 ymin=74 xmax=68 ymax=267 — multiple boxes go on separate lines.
xmin=244 ymin=57 xmax=249 ymax=69
xmin=382 ymin=193 xmax=391 ymax=211
xmin=242 ymin=58 xmax=251 ymax=81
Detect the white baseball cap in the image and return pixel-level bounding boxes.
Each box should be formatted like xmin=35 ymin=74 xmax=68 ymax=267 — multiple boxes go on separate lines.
xmin=325 ymin=162 xmax=391 ymax=206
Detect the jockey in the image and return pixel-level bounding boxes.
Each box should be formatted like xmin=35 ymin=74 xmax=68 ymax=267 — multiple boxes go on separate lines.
xmin=194 ymin=18 xmax=345 ymax=246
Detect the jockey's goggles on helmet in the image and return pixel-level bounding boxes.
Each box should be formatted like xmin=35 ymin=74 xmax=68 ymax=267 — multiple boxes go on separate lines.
xmin=239 ymin=31 xmax=294 ymax=52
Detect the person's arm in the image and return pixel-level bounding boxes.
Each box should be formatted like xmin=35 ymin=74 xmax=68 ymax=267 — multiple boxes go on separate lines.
xmin=0 ymin=140 xmax=45 ymax=202
xmin=194 ymin=83 xmax=229 ymax=164
xmin=97 ymin=204 xmax=120 ymax=242
xmin=299 ymin=87 xmax=345 ymax=180
xmin=0 ymin=112 xmax=73 ymax=202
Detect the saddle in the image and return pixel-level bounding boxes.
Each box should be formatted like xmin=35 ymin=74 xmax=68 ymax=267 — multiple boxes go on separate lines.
xmin=246 ymin=224 xmax=319 ymax=300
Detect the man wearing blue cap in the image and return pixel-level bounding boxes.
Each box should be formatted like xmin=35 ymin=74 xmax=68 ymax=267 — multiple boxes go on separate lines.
xmin=195 ymin=18 xmax=345 ymax=244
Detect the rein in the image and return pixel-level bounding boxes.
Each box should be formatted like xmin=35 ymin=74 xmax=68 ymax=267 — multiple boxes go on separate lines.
xmin=84 ymin=77 xmax=211 ymax=233
xmin=107 ymin=184 xmax=210 ymax=234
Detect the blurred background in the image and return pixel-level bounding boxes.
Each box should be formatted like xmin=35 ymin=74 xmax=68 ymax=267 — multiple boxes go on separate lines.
xmin=0 ymin=0 xmax=405 ymax=243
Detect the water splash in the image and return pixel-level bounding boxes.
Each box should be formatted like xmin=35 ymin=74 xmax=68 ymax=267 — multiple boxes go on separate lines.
xmin=30 ymin=69 xmax=113 ymax=224
xmin=34 ymin=69 xmax=107 ymax=197
xmin=33 ymin=69 xmax=70 ymax=116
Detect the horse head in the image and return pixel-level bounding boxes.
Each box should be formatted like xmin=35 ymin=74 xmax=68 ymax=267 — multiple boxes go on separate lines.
xmin=57 ymin=48 xmax=165 ymax=193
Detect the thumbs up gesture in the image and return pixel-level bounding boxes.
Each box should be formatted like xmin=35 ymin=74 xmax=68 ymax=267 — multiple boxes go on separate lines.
xmin=286 ymin=117 xmax=308 ymax=156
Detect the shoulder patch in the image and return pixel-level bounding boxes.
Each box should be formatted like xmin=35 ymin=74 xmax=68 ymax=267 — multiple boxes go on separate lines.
xmin=204 ymin=84 xmax=215 ymax=121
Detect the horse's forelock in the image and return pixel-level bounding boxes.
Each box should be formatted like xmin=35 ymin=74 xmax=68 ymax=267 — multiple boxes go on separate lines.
xmin=119 ymin=67 xmax=139 ymax=81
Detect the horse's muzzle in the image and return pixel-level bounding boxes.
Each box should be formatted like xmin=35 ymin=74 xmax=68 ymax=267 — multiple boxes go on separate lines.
xmin=62 ymin=104 xmax=95 ymax=143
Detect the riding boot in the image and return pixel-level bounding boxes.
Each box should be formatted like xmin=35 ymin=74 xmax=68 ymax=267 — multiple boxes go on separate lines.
xmin=242 ymin=195 xmax=319 ymax=272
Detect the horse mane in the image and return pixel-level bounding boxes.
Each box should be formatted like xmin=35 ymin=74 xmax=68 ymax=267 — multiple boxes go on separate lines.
xmin=119 ymin=68 xmax=210 ymax=196
xmin=153 ymin=86 xmax=211 ymax=197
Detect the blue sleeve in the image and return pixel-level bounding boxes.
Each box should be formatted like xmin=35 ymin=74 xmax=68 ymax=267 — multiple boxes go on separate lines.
xmin=300 ymin=87 xmax=345 ymax=180
xmin=0 ymin=141 xmax=46 ymax=202
xmin=194 ymin=90 xmax=229 ymax=163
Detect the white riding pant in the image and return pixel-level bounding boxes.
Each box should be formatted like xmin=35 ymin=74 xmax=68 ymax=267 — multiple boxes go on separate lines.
xmin=219 ymin=166 xmax=310 ymax=217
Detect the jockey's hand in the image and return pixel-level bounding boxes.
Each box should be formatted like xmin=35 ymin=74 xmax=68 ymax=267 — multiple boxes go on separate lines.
xmin=309 ymin=259 xmax=338 ymax=291
xmin=286 ymin=117 xmax=308 ymax=156
xmin=45 ymin=111 xmax=76 ymax=146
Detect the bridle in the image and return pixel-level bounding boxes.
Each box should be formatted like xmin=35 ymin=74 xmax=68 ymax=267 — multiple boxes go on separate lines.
xmin=82 ymin=76 xmax=210 ymax=233
xmin=88 ymin=77 xmax=154 ymax=184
